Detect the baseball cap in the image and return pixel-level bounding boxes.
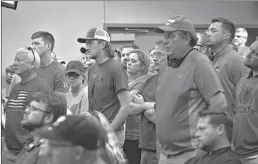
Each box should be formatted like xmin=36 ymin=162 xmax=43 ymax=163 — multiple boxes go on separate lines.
xmin=156 ymin=15 xmax=195 ymax=34
xmin=77 ymin=28 xmax=111 ymax=43
xmin=35 ymin=115 xmax=106 ymax=150
xmin=65 ymin=60 xmax=85 ymax=75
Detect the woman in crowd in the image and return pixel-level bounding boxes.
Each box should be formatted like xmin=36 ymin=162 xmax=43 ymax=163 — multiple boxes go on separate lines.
xmin=129 ymin=43 xmax=166 ymax=164
xmin=123 ymin=49 xmax=150 ymax=164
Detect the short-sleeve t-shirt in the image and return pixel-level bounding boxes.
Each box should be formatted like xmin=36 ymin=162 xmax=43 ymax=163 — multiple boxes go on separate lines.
xmin=4 ymin=76 xmax=51 ymax=153
xmin=65 ymin=86 xmax=89 ymax=115
xmin=156 ymin=50 xmax=224 ymax=156
xmin=88 ymin=58 xmax=129 ymax=131
xmin=37 ymin=60 xmax=68 ymax=92
xmin=232 ymin=72 xmax=258 ymax=158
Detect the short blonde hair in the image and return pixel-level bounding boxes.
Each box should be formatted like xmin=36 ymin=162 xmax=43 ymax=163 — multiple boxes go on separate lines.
xmin=16 ymin=47 xmax=40 ymax=68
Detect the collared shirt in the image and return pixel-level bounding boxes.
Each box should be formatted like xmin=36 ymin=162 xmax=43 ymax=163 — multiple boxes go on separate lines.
xmin=15 ymin=138 xmax=50 ymax=164
xmin=238 ymin=46 xmax=250 ymax=58
xmin=185 ymin=147 xmax=242 ymax=164
xmin=210 ymin=46 xmax=249 ymax=118
xmin=232 ymin=71 xmax=258 ymax=158
xmin=156 ymin=50 xmax=224 ymax=156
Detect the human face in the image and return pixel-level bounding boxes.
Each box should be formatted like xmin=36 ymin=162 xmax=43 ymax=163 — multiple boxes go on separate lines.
xmin=149 ymin=51 xmax=165 ymax=71
xmin=65 ymin=72 xmax=84 ymax=88
xmin=81 ymin=53 xmax=94 ymax=69
xmin=127 ymin=53 xmax=143 ymax=75
xmin=43 ymin=139 xmax=75 ymax=164
xmin=31 ymin=37 xmax=49 ymax=56
xmin=13 ymin=52 xmax=32 ymax=76
xmin=163 ymin=31 xmax=187 ymax=58
xmin=21 ymin=100 xmax=49 ymax=131
xmin=85 ymin=40 xmax=102 ymax=59
xmin=244 ymin=40 xmax=258 ymax=71
xmin=121 ymin=47 xmax=134 ymax=67
xmin=195 ymin=117 xmax=218 ymax=151
xmin=232 ymin=31 xmax=247 ymax=46
xmin=5 ymin=71 xmax=15 ymax=84
xmin=205 ymin=22 xmax=229 ymax=48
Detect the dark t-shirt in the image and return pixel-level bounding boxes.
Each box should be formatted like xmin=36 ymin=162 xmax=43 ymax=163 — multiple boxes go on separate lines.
xmin=37 ymin=60 xmax=68 ymax=92
xmin=232 ymin=72 xmax=258 ymax=157
xmin=138 ymin=73 xmax=158 ymax=151
xmin=88 ymin=58 xmax=129 ymax=131
xmin=185 ymin=147 xmax=242 ymax=164
xmin=4 ymin=76 xmax=51 ymax=153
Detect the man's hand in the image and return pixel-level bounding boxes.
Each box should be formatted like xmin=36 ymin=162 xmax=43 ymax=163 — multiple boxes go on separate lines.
xmin=129 ymin=102 xmax=145 ymax=115
xmin=133 ymin=94 xmax=144 ymax=104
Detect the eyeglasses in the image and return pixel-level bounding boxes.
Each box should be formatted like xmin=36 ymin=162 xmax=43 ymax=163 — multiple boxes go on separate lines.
xmin=28 ymin=105 xmax=50 ymax=114
xmin=65 ymin=72 xmax=81 ymax=78
xmin=27 ymin=47 xmax=35 ymax=62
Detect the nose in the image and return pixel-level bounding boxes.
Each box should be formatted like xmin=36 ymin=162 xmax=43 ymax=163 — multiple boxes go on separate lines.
xmin=13 ymin=61 xmax=18 ymax=66
xmin=204 ymin=31 xmax=211 ymax=37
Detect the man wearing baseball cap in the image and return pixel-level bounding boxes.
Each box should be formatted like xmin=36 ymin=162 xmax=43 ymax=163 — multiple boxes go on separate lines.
xmin=155 ymin=15 xmax=227 ymax=164
xmin=36 ymin=115 xmax=107 ymax=164
xmin=77 ymin=28 xmax=130 ymax=148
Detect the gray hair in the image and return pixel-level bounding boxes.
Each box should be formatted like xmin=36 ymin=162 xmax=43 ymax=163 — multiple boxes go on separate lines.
xmin=16 ymin=47 xmax=40 ymax=68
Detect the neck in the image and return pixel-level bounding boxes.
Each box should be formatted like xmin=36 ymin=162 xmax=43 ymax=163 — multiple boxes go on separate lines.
xmin=71 ymin=84 xmax=83 ymax=94
xmin=95 ymin=51 xmax=109 ymax=65
xmin=170 ymin=46 xmax=192 ymax=59
xmin=40 ymin=51 xmax=54 ymax=67
xmin=211 ymin=42 xmax=228 ymax=53
xmin=252 ymin=70 xmax=258 ymax=77
xmin=210 ymin=138 xmax=230 ymax=152
xmin=82 ymin=151 xmax=98 ymax=164
xmin=32 ymin=134 xmax=41 ymax=145
xmin=20 ymin=71 xmax=37 ymax=83
xmin=129 ymin=72 xmax=143 ymax=81
xmin=237 ymin=44 xmax=245 ymax=50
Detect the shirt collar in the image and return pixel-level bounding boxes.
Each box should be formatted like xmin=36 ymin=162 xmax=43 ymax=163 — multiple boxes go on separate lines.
xmin=247 ymin=71 xmax=258 ymax=78
xmin=207 ymin=147 xmax=231 ymax=156
xmin=212 ymin=45 xmax=231 ymax=58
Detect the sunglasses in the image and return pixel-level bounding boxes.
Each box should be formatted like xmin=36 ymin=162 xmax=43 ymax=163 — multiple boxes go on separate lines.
xmin=26 ymin=47 xmax=36 ymax=62
xmin=66 ymin=72 xmax=81 ymax=78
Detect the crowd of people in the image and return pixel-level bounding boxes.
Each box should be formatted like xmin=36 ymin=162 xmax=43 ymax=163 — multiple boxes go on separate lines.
xmin=1 ymin=14 xmax=258 ymax=164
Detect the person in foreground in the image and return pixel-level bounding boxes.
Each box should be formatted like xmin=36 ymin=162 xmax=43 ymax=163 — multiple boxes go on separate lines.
xmin=36 ymin=115 xmax=108 ymax=164
xmin=185 ymin=111 xmax=242 ymax=164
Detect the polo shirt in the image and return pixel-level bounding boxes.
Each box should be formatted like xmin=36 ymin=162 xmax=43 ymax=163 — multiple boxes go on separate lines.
xmin=232 ymin=71 xmax=258 ymax=158
xmin=211 ymin=46 xmax=249 ymax=117
xmin=185 ymin=147 xmax=242 ymax=164
xmin=156 ymin=49 xmax=224 ymax=156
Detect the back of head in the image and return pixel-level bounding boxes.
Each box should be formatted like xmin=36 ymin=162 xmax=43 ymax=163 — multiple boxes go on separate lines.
xmin=31 ymin=92 xmax=67 ymax=122
xmin=16 ymin=47 xmax=41 ymax=68
xmin=212 ymin=17 xmax=235 ymax=43
xmin=31 ymin=31 xmax=55 ymax=51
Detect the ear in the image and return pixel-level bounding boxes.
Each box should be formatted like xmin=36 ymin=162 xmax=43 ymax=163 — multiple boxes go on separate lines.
xmin=224 ymin=33 xmax=231 ymax=41
xmin=73 ymin=146 xmax=84 ymax=161
xmin=46 ymin=43 xmax=52 ymax=50
xmin=100 ymin=41 xmax=106 ymax=50
xmin=30 ymin=62 xmax=36 ymax=69
xmin=216 ymin=124 xmax=224 ymax=136
xmin=44 ymin=113 xmax=54 ymax=124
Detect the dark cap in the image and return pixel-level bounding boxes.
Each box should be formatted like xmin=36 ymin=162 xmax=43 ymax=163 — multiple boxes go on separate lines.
xmin=156 ymin=15 xmax=195 ymax=34
xmin=65 ymin=60 xmax=85 ymax=75
xmin=77 ymin=28 xmax=111 ymax=43
xmin=35 ymin=115 xmax=106 ymax=150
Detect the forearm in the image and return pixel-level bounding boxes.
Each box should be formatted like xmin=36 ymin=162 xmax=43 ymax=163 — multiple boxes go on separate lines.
xmin=111 ymin=105 xmax=129 ymax=131
xmin=144 ymin=109 xmax=156 ymax=123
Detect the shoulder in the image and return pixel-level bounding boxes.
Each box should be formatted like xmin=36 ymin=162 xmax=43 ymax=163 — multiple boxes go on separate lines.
xmin=52 ymin=61 xmax=66 ymax=75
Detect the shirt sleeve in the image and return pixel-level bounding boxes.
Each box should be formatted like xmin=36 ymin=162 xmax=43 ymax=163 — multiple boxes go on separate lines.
xmin=194 ymin=57 xmax=224 ymax=102
xmin=79 ymin=93 xmax=89 ymax=115
xmin=113 ymin=67 xmax=129 ymax=94
xmin=54 ymin=71 xmax=68 ymax=93
xmin=223 ymin=160 xmax=243 ymax=164
xmin=230 ymin=56 xmax=249 ymax=86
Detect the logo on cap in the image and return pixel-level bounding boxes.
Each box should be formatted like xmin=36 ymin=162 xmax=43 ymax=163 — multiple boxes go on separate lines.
xmin=166 ymin=19 xmax=176 ymax=25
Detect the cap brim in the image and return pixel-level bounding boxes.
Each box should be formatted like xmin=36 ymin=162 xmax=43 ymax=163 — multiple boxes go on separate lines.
xmin=77 ymin=37 xmax=96 ymax=43
xmin=34 ymin=126 xmax=62 ymax=141
xmin=64 ymin=69 xmax=82 ymax=75
xmin=155 ymin=26 xmax=178 ymax=33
